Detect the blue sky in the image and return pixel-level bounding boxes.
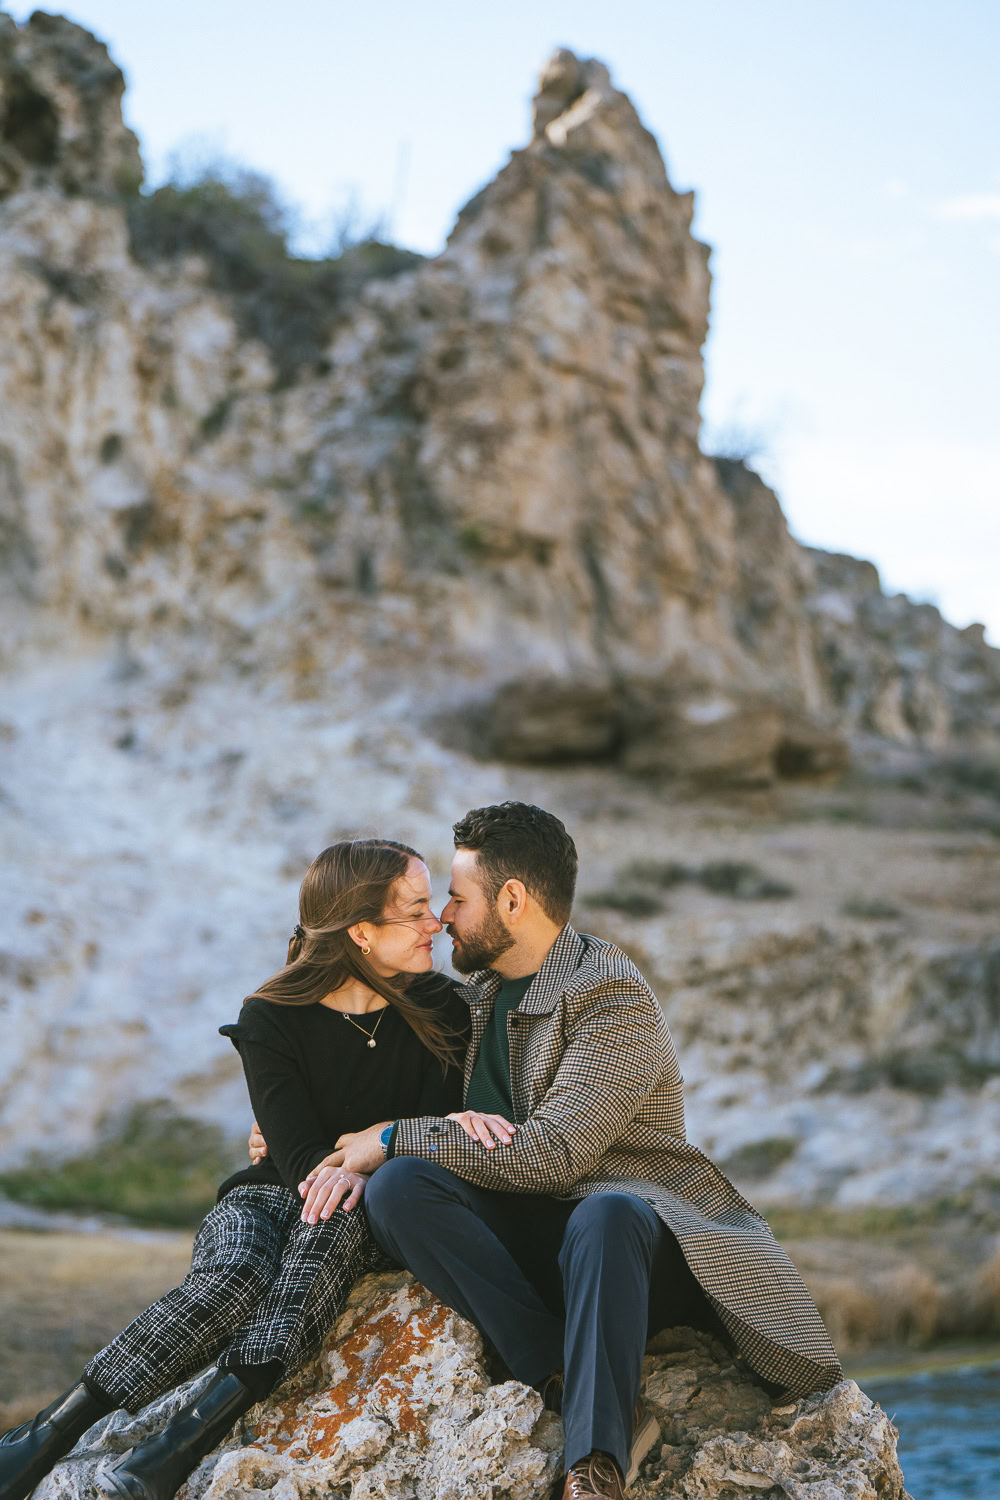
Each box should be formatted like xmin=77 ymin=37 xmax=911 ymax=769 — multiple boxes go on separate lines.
xmin=8 ymin=1 xmax=998 ymax=640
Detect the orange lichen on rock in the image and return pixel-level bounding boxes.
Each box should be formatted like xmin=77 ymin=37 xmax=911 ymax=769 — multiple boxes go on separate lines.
xmin=249 ymin=1286 xmax=453 ymax=1460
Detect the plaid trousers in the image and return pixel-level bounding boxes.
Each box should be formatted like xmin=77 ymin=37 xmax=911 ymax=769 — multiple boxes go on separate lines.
xmin=85 ymin=1183 xmax=385 ymax=1412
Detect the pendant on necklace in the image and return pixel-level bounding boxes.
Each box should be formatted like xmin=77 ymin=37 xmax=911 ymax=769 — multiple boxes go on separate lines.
xmin=368 ymin=1039 xmax=377 ymax=1049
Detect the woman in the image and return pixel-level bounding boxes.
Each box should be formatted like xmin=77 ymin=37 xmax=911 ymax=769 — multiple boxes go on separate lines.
xmin=0 ymin=838 xmax=476 ymax=1500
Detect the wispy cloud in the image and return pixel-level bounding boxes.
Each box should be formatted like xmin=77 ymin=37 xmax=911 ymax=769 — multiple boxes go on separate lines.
xmin=932 ymin=191 xmax=1000 ymax=222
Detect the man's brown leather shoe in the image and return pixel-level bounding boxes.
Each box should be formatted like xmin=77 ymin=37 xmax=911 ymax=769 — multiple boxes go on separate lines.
xmin=561 ymin=1452 xmax=626 ymax=1499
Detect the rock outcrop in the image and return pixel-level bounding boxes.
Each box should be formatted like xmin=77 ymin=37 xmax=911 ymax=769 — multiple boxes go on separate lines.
xmin=0 ymin=10 xmax=141 ymax=199
xmin=37 ymin=1270 xmax=910 ymax=1499
xmin=1 ymin=15 xmax=998 ymax=776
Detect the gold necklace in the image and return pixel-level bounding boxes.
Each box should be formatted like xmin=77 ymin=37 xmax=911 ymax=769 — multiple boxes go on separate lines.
xmin=340 ymin=1006 xmax=388 ymax=1049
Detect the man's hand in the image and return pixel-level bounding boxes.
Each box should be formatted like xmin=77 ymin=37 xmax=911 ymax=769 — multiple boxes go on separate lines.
xmin=298 ymin=1166 xmax=368 ymax=1223
xmin=248 ymin=1120 xmax=266 ymax=1164
xmin=446 ymin=1110 xmax=516 ymax=1148
xmin=327 ymin=1121 xmax=393 ymax=1175
xmin=302 ymin=1112 xmax=519 ymax=1191
xmin=249 ymin=1122 xmax=343 ymax=1174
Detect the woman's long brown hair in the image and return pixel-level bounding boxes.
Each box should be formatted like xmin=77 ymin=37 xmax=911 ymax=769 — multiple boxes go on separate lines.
xmin=246 ymin=839 xmax=462 ymax=1071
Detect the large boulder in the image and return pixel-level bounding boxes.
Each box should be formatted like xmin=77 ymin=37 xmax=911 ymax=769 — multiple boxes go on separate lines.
xmin=37 ymin=1270 xmax=909 ymax=1499
xmin=471 ymin=673 xmax=848 ymax=785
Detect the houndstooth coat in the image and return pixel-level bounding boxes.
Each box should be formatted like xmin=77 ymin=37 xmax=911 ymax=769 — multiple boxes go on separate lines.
xmin=393 ymin=924 xmax=842 ymax=1397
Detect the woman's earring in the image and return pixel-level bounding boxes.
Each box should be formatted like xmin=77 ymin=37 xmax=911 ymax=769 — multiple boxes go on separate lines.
xmin=362 ymin=945 xmax=371 ymax=956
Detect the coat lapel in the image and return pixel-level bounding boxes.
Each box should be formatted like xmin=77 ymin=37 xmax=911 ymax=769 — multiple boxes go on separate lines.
xmin=518 ymin=924 xmax=587 ymax=1014
xmin=456 ymin=925 xmax=586 ymax=1099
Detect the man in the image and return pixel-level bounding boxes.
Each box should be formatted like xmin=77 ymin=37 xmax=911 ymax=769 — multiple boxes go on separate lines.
xmin=290 ymin=802 xmax=841 ymax=1498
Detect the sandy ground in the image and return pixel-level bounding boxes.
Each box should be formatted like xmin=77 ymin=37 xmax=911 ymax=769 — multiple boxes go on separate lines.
xmin=0 ymin=1227 xmax=194 ymax=1426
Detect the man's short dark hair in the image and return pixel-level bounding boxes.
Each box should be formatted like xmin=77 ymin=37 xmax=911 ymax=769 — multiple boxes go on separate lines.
xmin=452 ymin=802 xmax=578 ymax=926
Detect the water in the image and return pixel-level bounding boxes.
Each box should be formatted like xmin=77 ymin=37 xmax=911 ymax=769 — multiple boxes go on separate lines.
xmin=867 ymin=1362 xmax=1000 ymax=1498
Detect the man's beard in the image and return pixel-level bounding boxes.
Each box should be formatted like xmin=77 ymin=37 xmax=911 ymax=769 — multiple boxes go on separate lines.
xmin=449 ymin=907 xmax=515 ymax=974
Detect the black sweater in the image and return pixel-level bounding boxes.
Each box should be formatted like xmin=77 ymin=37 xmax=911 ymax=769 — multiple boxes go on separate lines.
xmin=216 ymin=976 xmax=467 ymax=1200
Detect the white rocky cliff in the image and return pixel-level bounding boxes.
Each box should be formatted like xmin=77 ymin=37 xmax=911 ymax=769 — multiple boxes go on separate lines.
xmin=1 ymin=8 xmax=999 ymax=1222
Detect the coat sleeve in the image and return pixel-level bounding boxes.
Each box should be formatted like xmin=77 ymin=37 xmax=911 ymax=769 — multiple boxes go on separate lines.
xmin=391 ymin=979 xmax=672 ymax=1194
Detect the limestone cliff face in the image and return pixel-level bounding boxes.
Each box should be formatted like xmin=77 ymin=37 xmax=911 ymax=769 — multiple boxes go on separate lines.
xmin=1 ymin=12 xmax=999 ymax=1194
xmin=3 ymin=16 xmax=997 ymax=769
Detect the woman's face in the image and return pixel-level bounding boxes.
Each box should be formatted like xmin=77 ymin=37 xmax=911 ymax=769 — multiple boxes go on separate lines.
xmin=362 ymin=858 xmax=443 ymax=976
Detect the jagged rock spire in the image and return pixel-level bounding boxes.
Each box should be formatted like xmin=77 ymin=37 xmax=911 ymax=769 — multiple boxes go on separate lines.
xmin=0 ymin=10 xmax=141 ymax=198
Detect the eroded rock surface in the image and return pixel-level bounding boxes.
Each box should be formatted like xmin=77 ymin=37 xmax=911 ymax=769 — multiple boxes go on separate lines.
xmin=0 ymin=10 xmax=141 ymax=199
xmin=37 ymin=1271 xmax=909 ymax=1500
xmin=1 ymin=14 xmax=997 ymax=766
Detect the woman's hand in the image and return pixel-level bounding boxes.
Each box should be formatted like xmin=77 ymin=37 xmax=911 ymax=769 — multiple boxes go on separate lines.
xmin=298 ymin=1165 xmax=368 ymax=1223
xmin=248 ymin=1119 xmax=267 ymax=1164
xmin=446 ymin=1110 xmax=516 ymax=1148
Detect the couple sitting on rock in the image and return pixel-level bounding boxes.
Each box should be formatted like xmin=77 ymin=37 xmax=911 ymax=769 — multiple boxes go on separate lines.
xmin=0 ymin=801 xmax=841 ymax=1500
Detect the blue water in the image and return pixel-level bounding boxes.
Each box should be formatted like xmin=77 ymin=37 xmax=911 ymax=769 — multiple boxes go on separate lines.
xmin=867 ymin=1363 xmax=1000 ymax=1498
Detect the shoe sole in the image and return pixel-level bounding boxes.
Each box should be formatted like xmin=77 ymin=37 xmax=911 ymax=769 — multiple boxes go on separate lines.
xmin=95 ymin=1466 xmax=140 ymax=1499
xmin=625 ymin=1407 xmax=660 ymax=1488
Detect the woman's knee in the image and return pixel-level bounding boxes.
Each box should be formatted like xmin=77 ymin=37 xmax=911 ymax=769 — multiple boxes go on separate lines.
xmin=292 ymin=1203 xmax=373 ymax=1259
xmin=191 ymin=1201 xmax=281 ymax=1295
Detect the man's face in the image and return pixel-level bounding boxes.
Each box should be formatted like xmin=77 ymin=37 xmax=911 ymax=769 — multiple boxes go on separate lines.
xmin=440 ymin=848 xmax=514 ymax=974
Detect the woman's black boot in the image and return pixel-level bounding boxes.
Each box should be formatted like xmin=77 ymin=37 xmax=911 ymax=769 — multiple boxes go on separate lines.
xmin=0 ymin=1381 xmax=112 ymax=1500
xmin=97 ymin=1372 xmax=256 ymax=1500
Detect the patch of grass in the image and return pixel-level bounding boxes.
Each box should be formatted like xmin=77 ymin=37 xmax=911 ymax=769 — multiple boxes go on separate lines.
xmin=127 ymin=161 xmax=422 ymax=386
xmin=457 ymin=524 xmax=488 ymax=554
xmin=719 ymin=1136 xmax=798 ymax=1181
xmin=820 ymin=1048 xmax=1000 ymax=1099
xmin=941 ymin=755 xmax=1000 ymax=802
xmin=613 ymin=858 xmax=794 ymax=901
xmin=841 ymin=896 xmax=905 ymax=920
xmin=697 ymin=861 xmax=794 ymax=899
xmin=764 ymin=1182 xmax=1000 ymax=1241
xmin=0 ymin=1102 xmax=241 ymax=1228
xmin=582 ymin=887 xmax=664 ymax=918
xmin=198 ymin=394 xmax=235 ymax=439
xmin=620 ymin=859 xmax=694 ymax=888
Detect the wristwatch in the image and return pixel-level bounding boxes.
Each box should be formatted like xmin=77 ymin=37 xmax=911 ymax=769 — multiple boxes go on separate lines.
xmin=379 ymin=1122 xmax=396 ymax=1158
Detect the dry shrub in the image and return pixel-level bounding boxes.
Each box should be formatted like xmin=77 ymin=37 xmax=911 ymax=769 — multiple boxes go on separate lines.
xmin=809 ymin=1263 xmax=943 ymax=1353
xmin=126 ymin=164 xmax=422 ymax=386
xmin=868 ymin=1264 xmax=943 ymax=1345
xmin=976 ymin=1244 xmax=1000 ymax=1330
xmin=810 ymin=1278 xmax=883 ymax=1353
xmin=948 ymin=1242 xmax=1000 ymax=1336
